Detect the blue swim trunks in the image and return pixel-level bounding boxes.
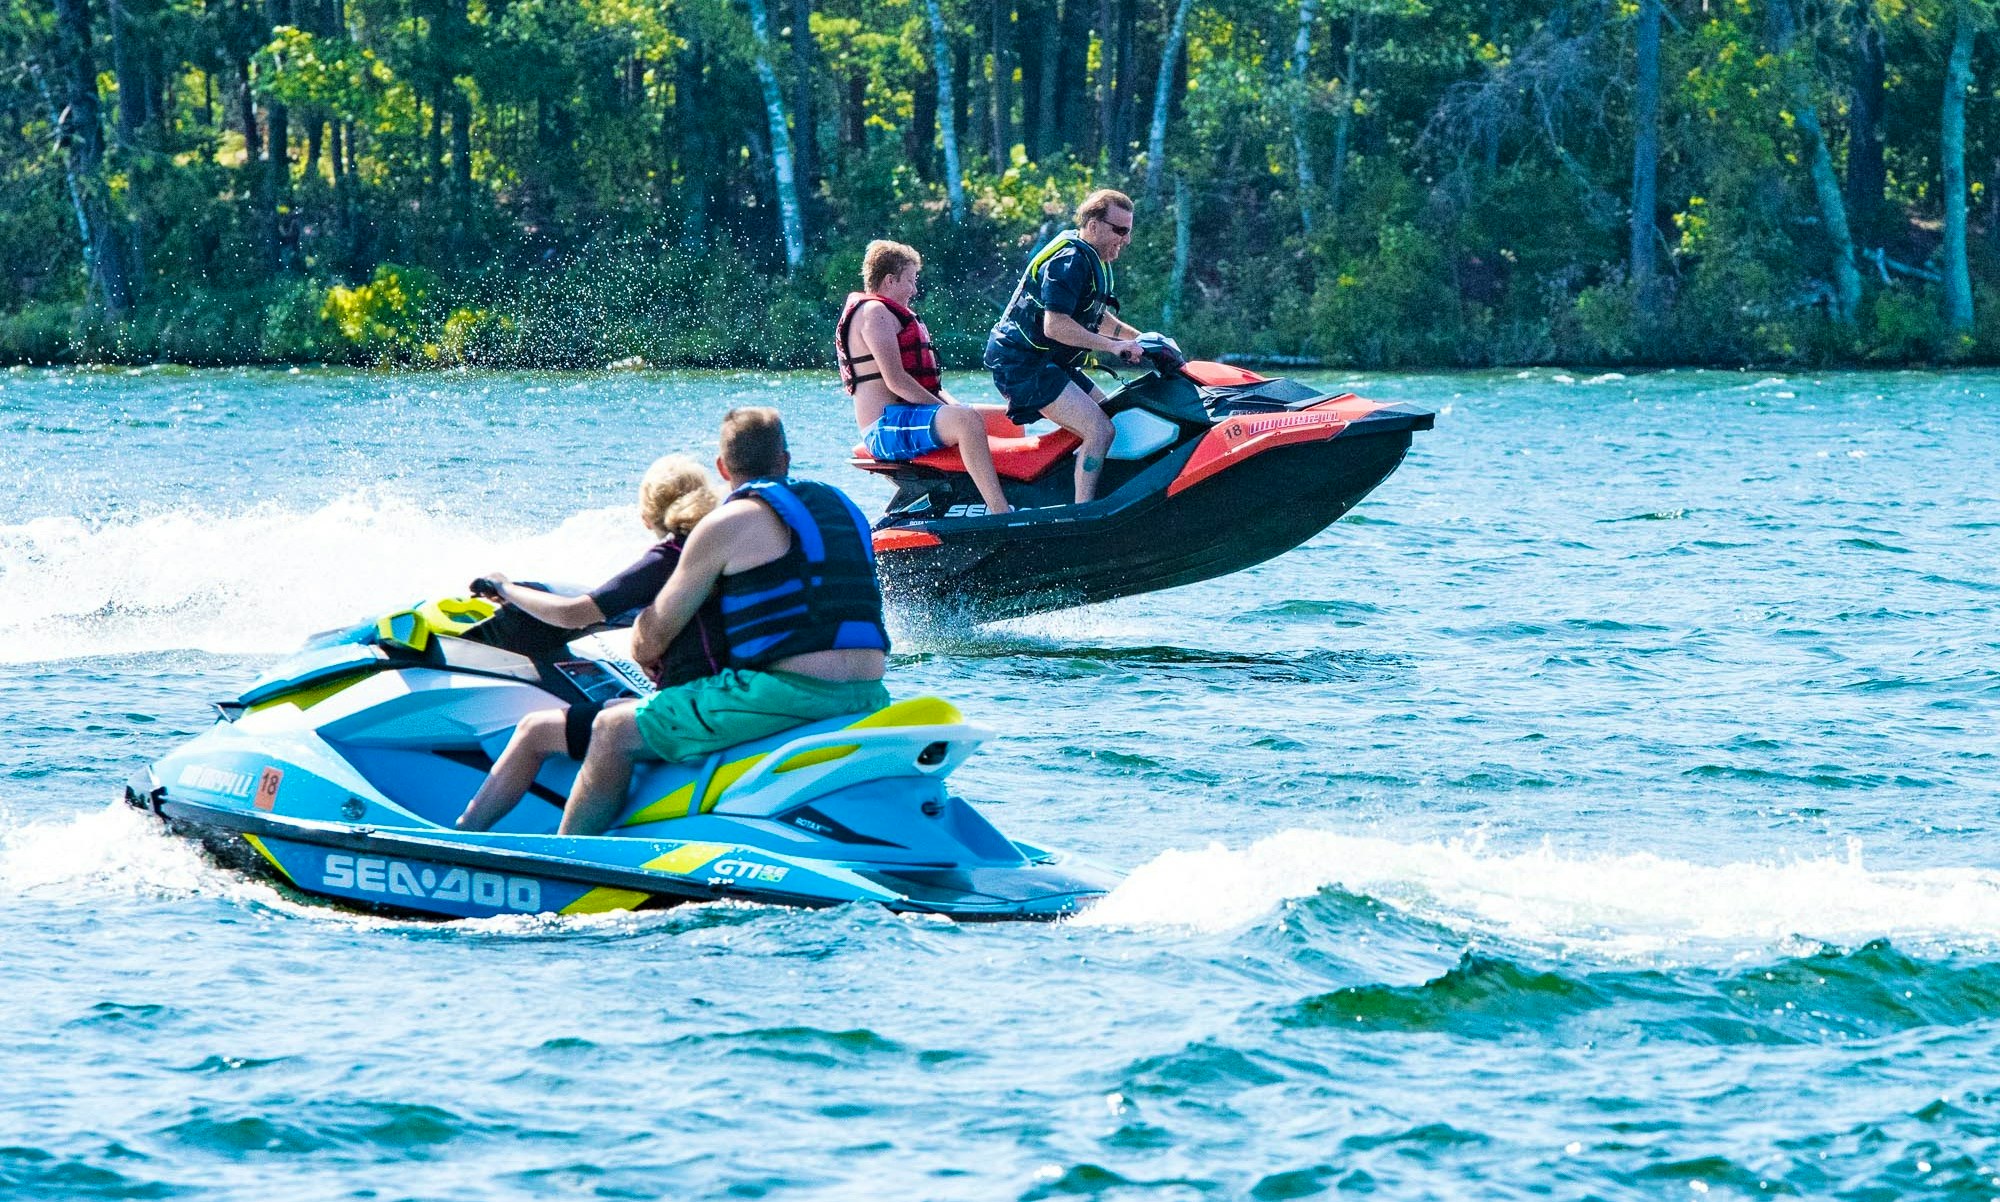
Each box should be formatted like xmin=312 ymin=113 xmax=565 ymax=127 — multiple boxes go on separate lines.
xmin=862 ymin=404 xmax=945 ymax=461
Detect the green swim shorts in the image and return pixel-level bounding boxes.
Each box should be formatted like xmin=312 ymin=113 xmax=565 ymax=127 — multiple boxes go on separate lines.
xmin=631 ymin=668 xmax=892 ymax=763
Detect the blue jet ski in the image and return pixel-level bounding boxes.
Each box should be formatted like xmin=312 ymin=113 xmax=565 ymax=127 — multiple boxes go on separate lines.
xmin=125 ymin=597 xmax=1116 ymax=921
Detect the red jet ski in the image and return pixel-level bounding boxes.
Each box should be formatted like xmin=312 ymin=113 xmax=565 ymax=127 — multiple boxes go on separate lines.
xmin=852 ymin=336 xmax=1434 ymax=620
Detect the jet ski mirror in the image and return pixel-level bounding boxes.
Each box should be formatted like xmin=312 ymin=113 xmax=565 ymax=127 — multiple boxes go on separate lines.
xmin=1136 ymin=332 xmax=1188 ymax=376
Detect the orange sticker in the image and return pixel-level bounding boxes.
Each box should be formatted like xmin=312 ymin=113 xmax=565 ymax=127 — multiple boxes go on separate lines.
xmin=254 ymin=766 xmax=283 ymax=811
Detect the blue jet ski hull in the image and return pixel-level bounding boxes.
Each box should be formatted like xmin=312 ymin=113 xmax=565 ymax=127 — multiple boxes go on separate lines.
xmin=127 ymin=600 xmax=1118 ymax=922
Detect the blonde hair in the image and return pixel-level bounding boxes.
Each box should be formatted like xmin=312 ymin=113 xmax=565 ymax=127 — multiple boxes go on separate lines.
xmin=862 ymin=240 xmax=922 ymax=291
xmin=638 ymin=454 xmax=720 ymax=539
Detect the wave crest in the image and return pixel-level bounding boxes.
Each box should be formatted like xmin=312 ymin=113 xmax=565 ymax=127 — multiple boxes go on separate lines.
xmin=0 ymin=493 xmax=648 ymax=662
xmin=1078 ymin=829 xmax=2000 ymax=955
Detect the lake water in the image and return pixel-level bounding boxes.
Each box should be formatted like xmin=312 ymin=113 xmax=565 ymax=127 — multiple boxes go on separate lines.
xmin=3 ymin=365 xmax=1998 ymax=1199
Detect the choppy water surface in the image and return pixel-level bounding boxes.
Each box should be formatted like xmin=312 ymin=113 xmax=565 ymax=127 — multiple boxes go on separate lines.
xmin=4 ymin=365 xmax=1998 ymax=1200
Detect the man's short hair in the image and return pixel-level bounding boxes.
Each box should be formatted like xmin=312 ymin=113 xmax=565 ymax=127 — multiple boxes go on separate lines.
xmin=1077 ymin=189 xmax=1134 ymax=227
xmin=720 ymin=407 xmax=789 ymax=480
xmin=862 ymin=240 xmax=922 ymax=291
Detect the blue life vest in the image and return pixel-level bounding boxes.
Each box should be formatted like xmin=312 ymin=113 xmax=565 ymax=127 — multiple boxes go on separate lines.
xmin=718 ymin=479 xmax=890 ymax=669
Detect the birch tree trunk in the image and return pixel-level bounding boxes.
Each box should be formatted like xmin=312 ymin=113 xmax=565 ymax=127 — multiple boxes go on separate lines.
xmin=926 ymin=0 xmax=967 ymax=222
xmin=1142 ymin=0 xmax=1196 ymax=205
xmin=1628 ymin=0 xmax=1660 ymax=296
xmin=1164 ymin=174 xmax=1190 ymax=328
xmin=746 ymin=0 xmax=806 ymax=270
xmin=1291 ymin=0 xmax=1318 ymax=235
xmin=1943 ymin=2 xmax=1977 ymax=333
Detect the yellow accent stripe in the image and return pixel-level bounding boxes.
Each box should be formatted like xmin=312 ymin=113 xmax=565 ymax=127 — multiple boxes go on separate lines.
xmin=849 ymin=696 xmax=962 ymax=728
xmin=623 ymin=779 xmax=700 ymax=826
xmin=241 ymin=834 xmax=296 ymax=884
xmin=776 ymin=744 xmax=856 ymax=773
xmin=698 ymin=756 xmax=763 ymax=813
xmin=643 ymin=842 xmax=730 ymax=875
xmin=618 ymin=697 xmax=963 ymax=826
xmin=560 ymin=887 xmax=651 ymax=915
xmin=247 ymin=671 xmax=371 ymax=714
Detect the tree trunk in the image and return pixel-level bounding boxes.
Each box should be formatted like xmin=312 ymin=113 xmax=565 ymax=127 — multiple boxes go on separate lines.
xmin=926 ymin=0 xmax=966 ymax=221
xmin=1020 ymin=0 xmax=1043 ymax=159
xmin=1291 ymin=0 xmax=1317 ymax=235
xmin=790 ymin=0 xmax=820 ymax=189
xmin=426 ymin=87 xmax=444 ymax=211
xmin=678 ymin=42 xmax=710 ymax=243
xmin=746 ymin=0 xmax=806 ymax=269
xmin=1164 ymin=174 xmax=1190 ymax=327
xmin=109 ymin=0 xmax=145 ymax=142
xmin=1143 ymin=0 xmax=1196 ymax=205
xmin=305 ymin=115 xmax=323 ymax=181
xmin=50 ymin=0 xmax=134 ymax=315
xmin=1768 ymin=0 xmax=1859 ymax=325
xmin=1846 ymin=0 xmax=1886 ymax=246
xmin=451 ymin=86 xmax=472 ymax=243
xmin=1943 ymin=2 xmax=1976 ymax=334
xmin=990 ymin=0 xmax=1013 ymax=164
xmin=1111 ymin=0 xmax=1135 ymax=167
xmin=1629 ymin=0 xmax=1660 ymax=296
xmin=908 ymin=51 xmax=939 ymax=179
xmin=1037 ymin=0 xmax=1060 ymax=160
xmin=1328 ymin=12 xmax=1358 ymax=216
xmin=847 ymin=74 xmax=867 ymax=145
xmin=1095 ymin=0 xmax=1114 ymax=160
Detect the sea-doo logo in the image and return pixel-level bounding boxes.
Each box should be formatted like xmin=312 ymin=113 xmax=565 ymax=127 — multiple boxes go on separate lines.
xmin=711 ymin=859 xmax=790 ymax=885
xmin=322 ymin=854 xmax=543 ymax=912
xmin=178 ymin=763 xmax=253 ymax=799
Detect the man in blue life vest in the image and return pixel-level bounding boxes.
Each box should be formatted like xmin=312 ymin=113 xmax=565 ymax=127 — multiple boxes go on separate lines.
xmin=839 ymin=239 xmax=1011 ymax=515
xmin=985 ymin=189 xmax=1147 ymax=505
xmin=555 ymin=407 xmax=891 ymax=836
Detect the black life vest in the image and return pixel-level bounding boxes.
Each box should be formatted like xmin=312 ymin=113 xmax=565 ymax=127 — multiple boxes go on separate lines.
xmin=837 ymin=292 xmax=942 ymax=395
xmin=717 ymin=479 xmax=890 ymax=669
xmin=990 ymin=230 xmax=1118 ymax=368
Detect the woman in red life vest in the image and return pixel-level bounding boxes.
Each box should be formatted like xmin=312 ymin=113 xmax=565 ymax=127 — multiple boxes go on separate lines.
xmin=837 ymin=240 xmax=1011 ymax=515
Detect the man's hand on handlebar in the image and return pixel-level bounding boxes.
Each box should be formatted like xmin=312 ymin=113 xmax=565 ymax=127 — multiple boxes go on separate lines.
xmin=1109 ymin=339 xmax=1145 ymax=364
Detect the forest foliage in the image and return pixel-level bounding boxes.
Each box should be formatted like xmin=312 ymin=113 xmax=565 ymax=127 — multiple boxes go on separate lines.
xmin=4 ymin=0 xmax=2000 ymax=367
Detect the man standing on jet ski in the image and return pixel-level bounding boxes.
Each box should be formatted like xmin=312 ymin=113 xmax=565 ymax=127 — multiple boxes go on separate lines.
xmin=840 ymin=240 xmax=1011 ymax=515
xmin=984 ymin=189 xmax=1148 ymax=504
xmin=555 ymin=407 xmax=892 ymax=837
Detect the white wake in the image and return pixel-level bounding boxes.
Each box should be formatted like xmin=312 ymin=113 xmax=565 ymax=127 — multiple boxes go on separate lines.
xmin=1079 ymin=829 xmax=2000 ymax=956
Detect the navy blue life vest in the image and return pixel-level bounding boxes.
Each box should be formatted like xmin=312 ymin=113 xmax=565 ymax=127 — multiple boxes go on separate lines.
xmin=718 ymin=479 xmax=890 ymax=669
xmin=990 ymin=230 xmax=1118 ymax=369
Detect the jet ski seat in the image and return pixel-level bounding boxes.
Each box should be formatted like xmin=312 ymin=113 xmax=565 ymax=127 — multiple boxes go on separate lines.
xmin=850 ymin=404 xmax=1080 ymax=483
xmin=616 ymin=695 xmax=973 ymax=827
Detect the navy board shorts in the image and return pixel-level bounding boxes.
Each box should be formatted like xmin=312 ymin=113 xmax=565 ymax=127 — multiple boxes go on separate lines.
xmin=984 ymin=339 xmax=1092 ymax=426
xmin=862 ymin=403 xmax=946 ymax=461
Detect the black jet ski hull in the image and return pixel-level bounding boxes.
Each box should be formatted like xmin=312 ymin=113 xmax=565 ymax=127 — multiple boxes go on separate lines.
xmin=877 ymin=425 xmax=1419 ymax=621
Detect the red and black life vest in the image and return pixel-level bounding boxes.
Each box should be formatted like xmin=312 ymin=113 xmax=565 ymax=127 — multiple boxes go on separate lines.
xmin=836 ymin=292 xmax=942 ymax=396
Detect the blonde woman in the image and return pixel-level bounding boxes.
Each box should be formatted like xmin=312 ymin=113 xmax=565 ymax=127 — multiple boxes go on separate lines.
xmin=456 ymin=455 xmax=724 ymax=832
